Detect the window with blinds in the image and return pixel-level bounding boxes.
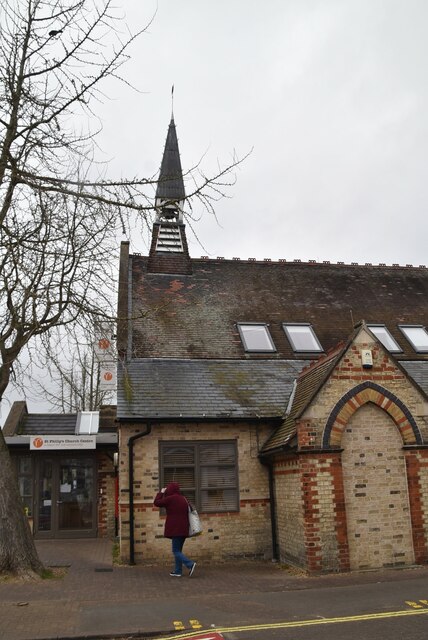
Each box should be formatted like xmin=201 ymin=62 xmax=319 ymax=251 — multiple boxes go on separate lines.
xmin=160 ymin=441 xmax=239 ymax=513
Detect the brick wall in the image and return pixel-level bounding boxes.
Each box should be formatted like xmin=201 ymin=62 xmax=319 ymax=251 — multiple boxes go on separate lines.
xmin=274 ymin=456 xmax=305 ymax=566
xmin=118 ymin=422 xmax=273 ymax=564
xmin=272 ymin=329 xmax=428 ymax=573
xmin=146 ymin=223 xmax=192 ymax=275
xmin=297 ymin=332 xmax=428 ymax=452
xmin=405 ymin=449 xmax=428 ymax=563
xmin=274 ymin=453 xmax=348 ymax=572
xmin=97 ymin=452 xmax=117 ymax=538
xmin=342 ymin=403 xmax=414 ymax=570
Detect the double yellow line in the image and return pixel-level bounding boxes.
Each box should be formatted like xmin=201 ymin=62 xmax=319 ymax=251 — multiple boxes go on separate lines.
xmin=158 ymin=606 xmax=428 ymax=640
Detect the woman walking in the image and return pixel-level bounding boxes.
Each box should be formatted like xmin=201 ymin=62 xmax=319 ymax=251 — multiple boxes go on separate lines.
xmin=154 ymin=482 xmax=197 ymax=577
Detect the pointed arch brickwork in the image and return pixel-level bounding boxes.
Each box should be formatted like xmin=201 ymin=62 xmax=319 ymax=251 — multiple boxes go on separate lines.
xmin=323 ymin=381 xmax=422 ymax=448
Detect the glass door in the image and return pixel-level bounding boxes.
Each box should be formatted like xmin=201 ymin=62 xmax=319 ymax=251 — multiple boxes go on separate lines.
xmin=35 ymin=456 xmax=97 ymax=538
xmin=58 ymin=458 xmax=94 ymax=532
xmin=37 ymin=459 xmax=53 ymax=533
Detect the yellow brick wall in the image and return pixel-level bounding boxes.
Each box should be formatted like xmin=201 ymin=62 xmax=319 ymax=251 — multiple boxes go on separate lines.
xmin=118 ymin=422 xmax=273 ymax=563
xmin=274 ymin=457 xmax=305 ymax=565
xmin=96 ymin=452 xmax=117 ymax=538
xmin=271 ymin=331 xmax=428 ymax=573
xmin=342 ymin=403 xmax=414 ymax=570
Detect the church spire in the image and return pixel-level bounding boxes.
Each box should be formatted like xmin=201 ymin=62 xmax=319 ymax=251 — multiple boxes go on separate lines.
xmin=155 ymin=114 xmax=185 ymax=223
xmin=148 ymin=109 xmax=192 ymax=275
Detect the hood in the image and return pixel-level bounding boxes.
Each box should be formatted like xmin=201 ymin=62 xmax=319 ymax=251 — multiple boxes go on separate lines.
xmin=165 ymin=482 xmax=180 ymax=496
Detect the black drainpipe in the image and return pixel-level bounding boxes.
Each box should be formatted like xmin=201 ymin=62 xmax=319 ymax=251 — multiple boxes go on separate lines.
xmin=128 ymin=424 xmax=152 ymax=565
xmin=261 ymin=456 xmax=279 ymax=562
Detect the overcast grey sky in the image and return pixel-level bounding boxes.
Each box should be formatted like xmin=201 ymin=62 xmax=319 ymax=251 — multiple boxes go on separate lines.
xmin=99 ymin=0 xmax=428 ymax=265
xmin=2 ymin=0 xmax=428 ymax=423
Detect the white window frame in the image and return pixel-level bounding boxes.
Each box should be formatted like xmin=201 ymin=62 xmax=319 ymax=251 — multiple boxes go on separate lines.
xmin=237 ymin=323 xmax=276 ymax=352
xmin=367 ymin=324 xmax=402 ymax=353
xmin=282 ymin=323 xmax=323 ymax=353
xmin=399 ymin=325 xmax=428 ymax=353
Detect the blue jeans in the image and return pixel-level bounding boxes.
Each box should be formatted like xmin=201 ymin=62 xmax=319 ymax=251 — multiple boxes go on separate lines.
xmin=172 ymin=536 xmax=193 ymax=574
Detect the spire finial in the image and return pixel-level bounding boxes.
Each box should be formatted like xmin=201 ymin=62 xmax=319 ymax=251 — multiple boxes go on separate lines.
xmin=171 ymin=84 xmax=174 ymax=119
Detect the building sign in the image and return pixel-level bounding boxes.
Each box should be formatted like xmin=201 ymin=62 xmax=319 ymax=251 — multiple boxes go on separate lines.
xmin=94 ymin=324 xmax=115 ymax=363
xmin=99 ymin=362 xmax=116 ymax=390
xmin=30 ymin=435 xmax=96 ymax=450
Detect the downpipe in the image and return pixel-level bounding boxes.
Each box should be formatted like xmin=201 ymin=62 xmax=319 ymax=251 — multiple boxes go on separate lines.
xmin=128 ymin=424 xmax=152 ymax=565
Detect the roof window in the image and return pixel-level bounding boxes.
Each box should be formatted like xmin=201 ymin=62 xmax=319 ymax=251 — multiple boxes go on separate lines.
xmin=237 ymin=323 xmax=276 ymax=352
xmin=76 ymin=412 xmax=99 ymax=435
xmin=367 ymin=325 xmax=402 ymax=352
xmin=399 ymin=325 xmax=428 ymax=353
xmin=283 ymin=323 xmax=323 ymax=352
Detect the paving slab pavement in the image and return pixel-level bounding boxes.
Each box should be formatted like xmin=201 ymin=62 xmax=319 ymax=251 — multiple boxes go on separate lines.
xmin=0 ymin=539 xmax=427 ymax=640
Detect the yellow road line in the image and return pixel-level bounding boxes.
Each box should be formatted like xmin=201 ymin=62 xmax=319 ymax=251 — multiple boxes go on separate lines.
xmin=159 ymin=607 xmax=428 ymax=640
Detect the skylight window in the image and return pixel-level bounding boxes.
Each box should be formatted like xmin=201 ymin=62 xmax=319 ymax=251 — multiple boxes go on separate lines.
xmin=76 ymin=411 xmax=99 ymax=434
xmin=367 ymin=325 xmax=402 ymax=352
xmin=399 ymin=325 xmax=428 ymax=353
xmin=237 ymin=323 xmax=276 ymax=352
xmin=283 ymin=323 xmax=323 ymax=352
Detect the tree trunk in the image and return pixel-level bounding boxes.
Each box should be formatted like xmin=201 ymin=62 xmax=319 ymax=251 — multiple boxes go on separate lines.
xmin=0 ymin=431 xmax=45 ymax=578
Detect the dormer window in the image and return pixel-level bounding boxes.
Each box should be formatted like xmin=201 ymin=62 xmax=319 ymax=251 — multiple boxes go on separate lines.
xmin=399 ymin=325 xmax=428 ymax=353
xmin=367 ymin=325 xmax=402 ymax=352
xmin=237 ymin=323 xmax=276 ymax=352
xmin=283 ymin=323 xmax=323 ymax=353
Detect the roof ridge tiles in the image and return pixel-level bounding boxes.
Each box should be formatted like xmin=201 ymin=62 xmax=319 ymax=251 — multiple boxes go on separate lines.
xmin=191 ymin=257 xmax=427 ymax=269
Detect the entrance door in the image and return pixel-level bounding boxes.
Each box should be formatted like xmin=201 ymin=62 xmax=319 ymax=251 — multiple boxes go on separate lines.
xmin=35 ymin=456 xmax=97 ymax=538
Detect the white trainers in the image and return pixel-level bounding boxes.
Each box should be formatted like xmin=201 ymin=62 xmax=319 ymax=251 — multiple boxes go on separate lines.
xmin=189 ymin=562 xmax=196 ymax=577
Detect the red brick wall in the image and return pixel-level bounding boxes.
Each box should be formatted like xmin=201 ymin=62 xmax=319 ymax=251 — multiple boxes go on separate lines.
xmin=405 ymin=449 xmax=428 ymax=564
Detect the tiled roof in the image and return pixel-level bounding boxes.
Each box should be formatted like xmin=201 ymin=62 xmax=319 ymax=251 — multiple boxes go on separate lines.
xmin=125 ymin=256 xmax=428 ymax=361
xmin=401 ymin=361 xmax=428 ymax=395
xmin=10 ymin=405 xmax=117 ymax=436
xmin=19 ymin=414 xmax=78 ymax=435
xmin=117 ymin=359 xmax=307 ymax=420
xmin=261 ymin=348 xmax=344 ymax=454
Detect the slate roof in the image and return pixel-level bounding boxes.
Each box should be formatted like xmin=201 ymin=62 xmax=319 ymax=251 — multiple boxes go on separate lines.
xmin=401 ymin=361 xmax=428 ymax=395
xmin=117 ymin=236 xmax=428 ymax=428
xmin=5 ymin=404 xmax=117 ymax=436
xmin=261 ymin=347 xmax=345 ymax=454
xmin=19 ymin=414 xmax=78 ymax=435
xmin=125 ymin=256 xmax=428 ymax=361
xmin=117 ymin=359 xmax=307 ymax=420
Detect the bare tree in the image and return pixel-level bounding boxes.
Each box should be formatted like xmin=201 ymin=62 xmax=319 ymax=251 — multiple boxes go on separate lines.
xmin=0 ymin=0 xmax=244 ymax=578
xmin=23 ymin=321 xmax=115 ymax=412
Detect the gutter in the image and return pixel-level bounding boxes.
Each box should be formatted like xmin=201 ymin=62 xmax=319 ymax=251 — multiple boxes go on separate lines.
xmin=128 ymin=424 xmax=152 ymax=565
xmin=118 ymin=415 xmax=282 ymax=425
